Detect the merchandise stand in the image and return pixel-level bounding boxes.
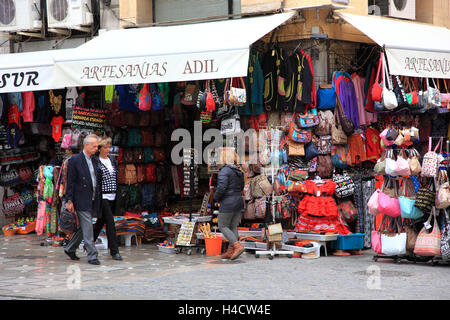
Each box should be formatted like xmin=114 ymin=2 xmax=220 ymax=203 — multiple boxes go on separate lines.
xmin=255 ymin=127 xmax=294 ymax=259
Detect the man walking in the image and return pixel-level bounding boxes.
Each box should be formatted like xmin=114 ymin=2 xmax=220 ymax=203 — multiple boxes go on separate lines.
xmin=64 ymin=134 xmax=102 ymax=265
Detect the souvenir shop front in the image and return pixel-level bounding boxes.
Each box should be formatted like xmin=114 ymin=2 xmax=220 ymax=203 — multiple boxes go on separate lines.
xmin=1 ymin=10 xmax=449 ymax=262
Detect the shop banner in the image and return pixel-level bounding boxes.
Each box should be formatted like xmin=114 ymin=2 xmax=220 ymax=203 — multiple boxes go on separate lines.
xmin=54 ymin=48 xmax=250 ymax=87
xmin=386 ymin=48 xmax=450 ymax=79
xmin=0 ymin=65 xmax=54 ymax=93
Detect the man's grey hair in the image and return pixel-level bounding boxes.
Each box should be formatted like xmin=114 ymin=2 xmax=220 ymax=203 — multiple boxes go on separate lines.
xmin=83 ymin=134 xmax=100 ymax=146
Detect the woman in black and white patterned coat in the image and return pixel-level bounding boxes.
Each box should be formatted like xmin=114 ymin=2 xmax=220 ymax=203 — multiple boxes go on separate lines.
xmin=92 ymin=137 xmax=122 ymax=261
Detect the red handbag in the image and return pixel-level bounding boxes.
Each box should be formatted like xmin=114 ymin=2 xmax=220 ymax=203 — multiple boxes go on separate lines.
xmin=371 ymin=54 xmax=383 ymax=102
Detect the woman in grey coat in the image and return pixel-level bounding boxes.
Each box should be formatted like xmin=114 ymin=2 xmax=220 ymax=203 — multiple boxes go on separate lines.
xmin=213 ymin=148 xmax=245 ymax=260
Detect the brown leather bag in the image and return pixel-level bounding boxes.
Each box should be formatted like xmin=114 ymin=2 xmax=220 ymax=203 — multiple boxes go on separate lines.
xmin=140 ymin=129 xmax=154 ymax=146
xmin=136 ymin=164 xmax=146 ymax=183
xmin=124 ymin=148 xmax=134 ymax=163
xmin=124 ymin=164 xmax=137 ymax=185
xmin=317 ymin=155 xmax=333 ymax=178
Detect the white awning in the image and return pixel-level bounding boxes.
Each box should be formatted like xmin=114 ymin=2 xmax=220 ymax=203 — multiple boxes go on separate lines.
xmin=0 ymin=49 xmax=71 ymax=93
xmin=53 ymin=12 xmax=296 ymax=87
xmin=337 ymin=12 xmax=450 ymax=79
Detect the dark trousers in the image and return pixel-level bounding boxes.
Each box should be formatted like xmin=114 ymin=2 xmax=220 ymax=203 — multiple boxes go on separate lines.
xmin=93 ymin=199 xmax=120 ymax=256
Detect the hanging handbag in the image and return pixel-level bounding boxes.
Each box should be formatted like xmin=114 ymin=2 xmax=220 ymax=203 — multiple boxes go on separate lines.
xmin=314 ymin=135 xmax=333 ymax=155
xmin=314 ymin=110 xmax=334 ymax=136
xmin=336 ymin=96 xmax=354 ymax=135
xmin=287 ymin=140 xmax=305 ymax=157
xmin=288 ymin=113 xmax=312 ymax=143
xmin=414 ymin=181 xmax=436 ymax=214
xmin=426 ymin=78 xmax=441 ymax=109
xmin=403 ymin=77 xmax=421 ymax=109
xmin=394 ymin=149 xmax=411 ymax=177
xmin=181 ymin=82 xmax=198 ymax=105
xmin=441 ymin=210 xmax=450 ymax=260
xmin=374 ymin=150 xmax=387 ymax=175
xmin=399 ymin=178 xmax=424 ymax=219
xmin=414 ymin=207 xmax=442 ymax=256
xmin=317 ymin=155 xmax=333 ymax=178
xmin=409 ymin=149 xmax=422 ymax=175
xmin=331 ymin=145 xmax=349 ymax=169
xmin=224 ymin=77 xmax=246 ymax=107
xmin=382 ymin=54 xmax=398 ymax=110
xmin=333 ymin=170 xmax=355 ymax=198
xmin=421 ymin=137 xmax=443 ymax=178
xmin=331 ymin=107 xmax=347 ymax=145
xmin=378 ymin=178 xmax=401 ymax=218
xmin=297 ymin=108 xmax=319 ymax=128
xmin=381 ymin=231 xmax=407 ymax=256
xmin=138 ymin=83 xmax=152 ymax=111
xmin=393 ymin=75 xmax=408 ymax=107
xmin=385 ymin=149 xmax=398 ymax=177
xmin=221 ymin=111 xmax=241 ymax=135
xmin=317 ymin=84 xmax=336 ymax=110
xmin=244 ymin=200 xmax=256 ymax=220
xmin=337 ymin=199 xmax=358 ymax=222
xmin=254 ymin=197 xmax=267 ymax=219
xmin=371 ymin=53 xmax=384 ymax=102
xmin=440 ymin=79 xmax=450 ymax=109
xmin=304 ymin=141 xmax=319 ymax=161
xmin=368 ymin=188 xmax=381 ymax=216
xmin=436 ymin=181 xmax=450 ymax=209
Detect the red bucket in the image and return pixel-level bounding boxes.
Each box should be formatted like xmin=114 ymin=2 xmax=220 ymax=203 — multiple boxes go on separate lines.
xmin=204 ymin=236 xmax=223 ymax=256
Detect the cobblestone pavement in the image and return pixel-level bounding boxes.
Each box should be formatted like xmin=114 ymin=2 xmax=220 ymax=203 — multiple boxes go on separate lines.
xmin=0 ymin=234 xmax=448 ymax=300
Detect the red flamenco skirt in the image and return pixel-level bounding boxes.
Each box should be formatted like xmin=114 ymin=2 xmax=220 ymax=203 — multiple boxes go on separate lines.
xmin=295 ymin=215 xmax=352 ymax=235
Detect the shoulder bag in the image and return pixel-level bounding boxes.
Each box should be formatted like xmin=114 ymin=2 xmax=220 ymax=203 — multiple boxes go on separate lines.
xmin=288 ymin=112 xmax=312 ymax=143
xmin=414 ymin=181 xmax=436 ymax=214
xmin=333 ymin=170 xmax=355 ymax=198
xmin=297 ymin=107 xmax=319 ymax=128
xmin=426 ymin=78 xmax=441 ymax=109
xmin=382 ymin=54 xmax=398 ymax=110
xmin=331 ymin=108 xmax=347 ymax=145
xmin=381 ymin=218 xmax=407 ymax=256
xmin=371 ymin=54 xmax=384 ymax=102
xmin=414 ymin=207 xmax=441 ymax=256
xmin=421 ymin=137 xmax=442 ymax=178
xmin=336 ymin=96 xmax=354 ymax=135
xmin=378 ymin=178 xmax=401 ymax=218
xmin=398 ymin=178 xmax=423 ymax=219
xmin=441 ymin=210 xmax=450 ymax=259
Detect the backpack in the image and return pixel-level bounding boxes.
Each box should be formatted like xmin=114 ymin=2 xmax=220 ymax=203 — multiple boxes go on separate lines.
xmin=314 ymin=110 xmax=334 ymax=136
xmin=118 ymin=164 xmax=137 ymax=185
xmin=145 ymin=163 xmax=157 ymax=182
xmin=127 ymin=128 xmax=141 ymax=147
xmin=142 ymin=183 xmax=157 ymax=208
xmin=422 ymin=137 xmax=442 ymax=178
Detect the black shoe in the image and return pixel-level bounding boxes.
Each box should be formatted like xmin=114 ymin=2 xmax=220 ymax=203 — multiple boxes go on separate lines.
xmin=88 ymin=259 xmax=101 ymax=265
xmin=111 ymin=253 xmax=123 ymax=261
xmin=64 ymin=250 xmax=80 ymax=261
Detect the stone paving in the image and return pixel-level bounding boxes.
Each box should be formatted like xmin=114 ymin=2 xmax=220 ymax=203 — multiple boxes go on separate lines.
xmin=0 ymin=234 xmax=448 ymax=300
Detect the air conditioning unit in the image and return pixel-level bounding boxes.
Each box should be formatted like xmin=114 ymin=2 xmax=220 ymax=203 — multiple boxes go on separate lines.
xmin=388 ymin=0 xmax=415 ymax=20
xmin=0 ymin=0 xmax=42 ymax=32
xmin=46 ymin=0 xmax=93 ymax=29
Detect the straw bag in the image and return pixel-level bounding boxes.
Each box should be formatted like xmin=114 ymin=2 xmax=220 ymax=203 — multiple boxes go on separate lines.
xmin=414 ymin=207 xmax=441 ymax=256
xmin=415 ymin=181 xmax=435 ymax=214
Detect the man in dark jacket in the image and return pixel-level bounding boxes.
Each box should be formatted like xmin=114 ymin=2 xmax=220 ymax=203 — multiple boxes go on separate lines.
xmin=214 ymin=160 xmax=245 ymax=260
xmin=64 ymin=134 xmax=102 ymax=265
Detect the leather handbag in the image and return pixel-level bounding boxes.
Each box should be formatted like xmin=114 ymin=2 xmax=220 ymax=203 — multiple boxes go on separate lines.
xmin=414 ymin=207 xmax=442 ymax=256
xmin=331 ymin=108 xmax=347 ymax=145
xmin=314 ymin=110 xmax=334 ymax=136
xmin=317 ymin=155 xmax=333 ymax=178
xmin=381 ymin=231 xmax=407 ymax=256
xmin=371 ymin=54 xmax=384 ymax=102
xmin=335 ymin=96 xmax=354 ymax=135
xmin=287 ymin=140 xmax=305 ymax=157
xmin=314 ymin=135 xmax=333 ymax=155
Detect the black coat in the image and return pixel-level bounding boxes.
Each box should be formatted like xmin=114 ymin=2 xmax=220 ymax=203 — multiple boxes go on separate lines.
xmin=65 ymin=152 xmax=102 ymax=215
xmin=213 ymin=165 xmax=245 ymax=213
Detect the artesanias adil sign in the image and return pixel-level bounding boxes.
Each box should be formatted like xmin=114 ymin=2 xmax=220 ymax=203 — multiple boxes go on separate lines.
xmin=54 ymin=49 xmax=249 ymax=87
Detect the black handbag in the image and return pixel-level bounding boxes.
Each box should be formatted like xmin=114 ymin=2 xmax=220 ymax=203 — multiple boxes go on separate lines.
xmin=414 ymin=182 xmax=435 ymax=213
xmin=304 ymin=141 xmax=319 ymax=161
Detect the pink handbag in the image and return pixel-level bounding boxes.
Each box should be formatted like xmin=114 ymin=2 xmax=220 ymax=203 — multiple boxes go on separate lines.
xmin=394 ymin=150 xmax=411 ymax=177
xmin=368 ymin=189 xmax=381 ymax=216
xmin=371 ymin=230 xmax=383 ymax=254
xmin=378 ymin=179 xmax=401 ymax=217
xmin=380 ymin=128 xmax=395 ymax=147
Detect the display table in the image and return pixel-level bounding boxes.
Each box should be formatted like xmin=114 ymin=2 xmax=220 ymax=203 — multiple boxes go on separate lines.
xmin=295 ymin=233 xmax=339 ymax=257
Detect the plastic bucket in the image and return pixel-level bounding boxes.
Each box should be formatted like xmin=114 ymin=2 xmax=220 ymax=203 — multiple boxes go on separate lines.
xmin=204 ymin=236 xmax=223 ymax=256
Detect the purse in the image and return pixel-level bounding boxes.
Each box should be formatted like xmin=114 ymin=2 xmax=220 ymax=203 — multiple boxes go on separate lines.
xmin=314 ymin=110 xmax=334 ymax=136
xmin=436 ymin=181 xmax=450 ymax=209
xmin=288 ymin=113 xmax=312 ymax=143
xmin=368 ymin=188 xmax=381 ymax=216
xmin=399 ymin=178 xmax=424 ymax=219
xmin=440 ymin=79 xmax=450 ymax=109
xmin=408 ymin=149 xmax=422 ymax=175
xmin=336 ymin=96 xmax=354 ymax=135
xmin=378 ymin=178 xmax=401 ymax=218
xmin=337 ymin=199 xmax=357 ymax=222
xmin=333 ymin=170 xmax=355 ymax=198
xmin=244 ymin=200 xmax=256 ymax=220
xmin=371 ymin=54 xmax=384 ymax=102
xmin=382 ymin=54 xmax=398 ymax=110
xmin=415 ymin=182 xmax=436 ymax=214
xmin=414 ymin=207 xmax=442 ymax=256
xmin=331 ymin=108 xmax=347 ymax=145
xmin=385 ymin=149 xmax=398 ymax=177
xmin=317 ymin=155 xmax=333 ymax=179
xmin=441 ymin=210 xmax=450 ymax=260
xmin=426 ymin=78 xmax=441 ymax=109
xmin=394 ymin=149 xmax=411 ymax=177
xmin=138 ymin=83 xmax=152 ymax=111
xmin=331 ymin=145 xmax=349 ymax=169
xmin=381 ymin=231 xmax=407 ymax=256
xmin=317 ymin=84 xmax=336 ymax=110
xmin=181 ymin=82 xmax=198 ymax=105
xmin=374 ymin=150 xmax=387 ymax=175
xmin=297 ymin=108 xmax=319 ymax=128
xmin=314 ymin=135 xmax=333 ymax=155
xmin=224 ymin=77 xmax=246 ymax=107
xmin=287 ymin=140 xmax=305 ymax=157
xmin=421 ymin=137 xmax=443 ymax=178
xmin=304 ymin=141 xmax=319 ymax=161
